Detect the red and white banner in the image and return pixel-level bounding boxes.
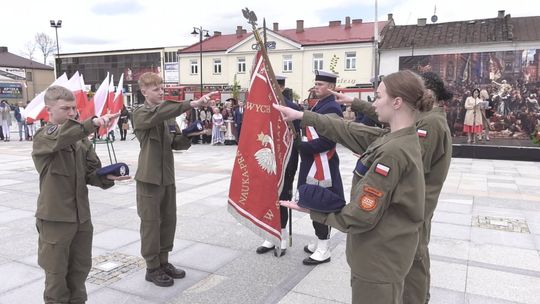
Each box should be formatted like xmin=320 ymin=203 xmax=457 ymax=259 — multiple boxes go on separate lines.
xmin=227 ymin=50 xmax=293 ymax=245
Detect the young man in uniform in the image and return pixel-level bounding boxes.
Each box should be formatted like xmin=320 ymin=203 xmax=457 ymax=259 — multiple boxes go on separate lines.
xmin=256 ymin=76 xmax=300 ymax=256
xmin=298 ymin=71 xmax=345 ymax=265
xmin=133 ymin=72 xmax=216 ymax=287
xmin=32 ymin=85 xmax=126 ymax=304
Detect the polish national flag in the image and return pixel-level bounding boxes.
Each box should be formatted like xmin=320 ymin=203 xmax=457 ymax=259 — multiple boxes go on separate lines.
xmin=92 ymin=73 xmax=110 ymax=118
xmin=24 ymin=73 xmax=69 ymax=120
xmin=77 ymin=74 xmax=94 ymax=120
xmin=102 ymin=74 xmax=115 ymax=117
xmin=375 ymin=163 xmax=390 ymax=177
xmin=101 ymin=74 xmax=124 ymax=135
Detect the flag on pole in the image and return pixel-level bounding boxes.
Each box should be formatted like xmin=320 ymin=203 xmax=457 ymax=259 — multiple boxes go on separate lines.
xmin=92 ymin=73 xmax=110 ymax=119
xmin=227 ymin=50 xmax=294 ymax=245
xmin=77 ymin=74 xmax=94 ymax=121
xmin=24 ymin=73 xmax=68 ymax=120
xmin=103 ymin=74 xmax=124 ymax=135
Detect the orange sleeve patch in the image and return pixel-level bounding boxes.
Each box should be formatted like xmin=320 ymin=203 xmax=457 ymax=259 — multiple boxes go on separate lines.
xmin=359 ymin=194 xmax=378 ymax=211
xmin=363 ymin=185 xmax=383 ymax=198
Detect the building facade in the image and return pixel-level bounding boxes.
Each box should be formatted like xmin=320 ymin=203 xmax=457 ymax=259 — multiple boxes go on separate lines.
xmin=58 ymin=46 xmax=183 ymax=105
xmin=0 ymin=46 xmax=55 ymax=104
xmin=379 ymin=10 xmax=540 ymax=143
xmin=178 ymin=16 xmax=391 ymax=101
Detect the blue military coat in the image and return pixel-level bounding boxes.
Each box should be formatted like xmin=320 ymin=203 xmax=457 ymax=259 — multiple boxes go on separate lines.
xmin=297 ymin=94 xmax=345 ymax=202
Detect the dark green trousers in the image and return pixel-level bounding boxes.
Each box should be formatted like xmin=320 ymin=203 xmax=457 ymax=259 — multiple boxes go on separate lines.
xmin=36 ymin=218 xmax=93 ymax=304
xmin=136 ymin=181 xmax=177 ymax=269
xmin=351 ymin=273 xmax=404 ymax=304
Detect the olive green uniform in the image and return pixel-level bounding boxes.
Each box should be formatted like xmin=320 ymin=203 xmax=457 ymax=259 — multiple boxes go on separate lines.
xmin=352 ymin=99 xmax=452 ymax=303
xmin=32 ymin=118 xmax=114 ymax=304
xmin=302 ymin=111 xmax=425 ymax=304
xmin=133 ymin=100 xmax=192 ymax=269
xmin=403 ymin=107 xmax=452 ymax=304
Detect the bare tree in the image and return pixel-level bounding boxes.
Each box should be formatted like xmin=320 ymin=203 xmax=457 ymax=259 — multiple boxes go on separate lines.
xmin=20 ymin=41 xmax=37 ymax=61
xmin=34 ymin=33 xmax=57 ymax=65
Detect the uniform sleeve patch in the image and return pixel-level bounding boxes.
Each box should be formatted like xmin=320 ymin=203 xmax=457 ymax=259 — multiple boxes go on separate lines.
xmin=359 ymin=194 xmax=378 ymax=211
xmin=417 ymin=129 xmax=427 ymax=137
xmin=46 ymin=125 xmax=58 ymax=135
xmin=374 ymin=163 xmax=390 ymax=176
xmin=357 ymin=185 xmax=384 ymax=212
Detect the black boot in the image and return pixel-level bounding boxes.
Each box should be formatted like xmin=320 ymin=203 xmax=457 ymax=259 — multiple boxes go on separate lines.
xmin=145 ymin=267 xmax=173 ymax=287
xmin=161 ymin=263 xmax=186 ymax=279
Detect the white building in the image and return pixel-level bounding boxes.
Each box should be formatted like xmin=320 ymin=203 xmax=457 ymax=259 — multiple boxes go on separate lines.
xmin=178 ymin=16 xmax=393 ymax=100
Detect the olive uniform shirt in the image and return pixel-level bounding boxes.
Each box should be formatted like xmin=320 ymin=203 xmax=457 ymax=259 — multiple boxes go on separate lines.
xmin=133 ymin=100 xmax=192 ymax=186
xmin=351 ymin=98 xmax=452 ymax=257
xmin=302 ymin=111 xmax=425 ymax=283
xmin=32 ymin=118 xmax=114 ymax=223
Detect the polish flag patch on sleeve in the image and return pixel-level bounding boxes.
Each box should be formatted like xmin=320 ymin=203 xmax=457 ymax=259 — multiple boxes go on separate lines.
xmin=375 ymin=163 xmax=390 ymax=176
xmin=417 ymin=129 xmax=427 ymax=137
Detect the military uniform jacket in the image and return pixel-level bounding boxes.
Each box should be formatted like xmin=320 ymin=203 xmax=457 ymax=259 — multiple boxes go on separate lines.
xmin=303 ymin=111 xmax=425 ymax=283
xmin=133 ymin=100 xmax=192 ymax=186
xmin=32 ymin=119 xmax=114 ymax=223
xmin=416 ymin=107 xmax=452 ymax=250
xmin=297 ymin=95 xmax=344 ymax=200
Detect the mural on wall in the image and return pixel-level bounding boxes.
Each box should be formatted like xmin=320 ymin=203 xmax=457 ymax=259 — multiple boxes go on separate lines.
xmin=400 ymin=50 xmax=540 ymax=144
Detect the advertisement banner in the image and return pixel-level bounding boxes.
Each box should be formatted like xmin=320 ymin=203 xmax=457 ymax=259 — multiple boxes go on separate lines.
xmin=399 ymin=50 xmax=540 ymax=144
xmin=164 ymin=63 xmax=179 ymax=83
xmin=0 ymin=82 xmax=23 ymax=99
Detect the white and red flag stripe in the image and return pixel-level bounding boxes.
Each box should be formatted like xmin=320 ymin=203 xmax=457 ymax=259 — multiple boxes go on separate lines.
xmin=23 ymin=73 xmax=68 ymax=121
xmin=375 ymin=163 xmax=390 ymax=176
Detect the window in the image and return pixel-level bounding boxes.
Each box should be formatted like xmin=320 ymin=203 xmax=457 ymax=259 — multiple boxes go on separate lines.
xmin=345 ymin=52 xmax=356 ymax=70
xmin=164 ymin=51 xmax=178 ymax=63
xmin=213 ymin=58 xmax=222 ymax=74
xmin=237 ymin=57 xmax=246 ymax=73
xmin=190 ymin=59 xmax=198 ymax=74
xmin=313 ymin=54 xmax=323 ymax=71
xmin=26 ymin=71 xmax=33 ymax=81
xmin=283 ymin=55 xmax=293 ymax=72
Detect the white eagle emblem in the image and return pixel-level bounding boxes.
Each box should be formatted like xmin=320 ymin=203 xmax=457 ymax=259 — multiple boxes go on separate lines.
xmin=254 ymin=123 xmax=276 ymax=175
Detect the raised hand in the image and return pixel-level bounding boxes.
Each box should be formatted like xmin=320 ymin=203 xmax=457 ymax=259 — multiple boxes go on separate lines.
xmin=329 ymin=89 xmax=353 ymax=105
xmin=93 ymin=112 xmax=120 ymax=128
xmin=272 ymin=104 xmax=303 ymax=121
xmin=191 ymin=91 xmax=220 ymax=108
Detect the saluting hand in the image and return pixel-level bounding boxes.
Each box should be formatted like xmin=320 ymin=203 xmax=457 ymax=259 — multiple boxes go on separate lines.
xmin=93 ymin=112 xmax=121 ymax=129
xmin=272 ymin=104 xmax=303 ymax=121
xmin=329 ymin=89 xmax=354 ymax=105
xmin=191 ymin=91 xmax=220 ymax=108
xmin=280 ymin=200 xmax=309 ymax=213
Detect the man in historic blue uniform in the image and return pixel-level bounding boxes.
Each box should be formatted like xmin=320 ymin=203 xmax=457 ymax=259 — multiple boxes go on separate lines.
xmin=297 ymin=70 xmax=345 ymax=265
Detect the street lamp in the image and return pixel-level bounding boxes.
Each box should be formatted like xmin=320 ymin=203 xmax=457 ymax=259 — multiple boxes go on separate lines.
xmin=50 ymin=20 xmax=62 ymax=77
xmin=191 ymin=27 xmax=210 ymax=97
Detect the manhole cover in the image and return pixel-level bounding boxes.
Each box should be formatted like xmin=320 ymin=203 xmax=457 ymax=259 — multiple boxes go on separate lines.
xmin=88 ymin=252 xmax=145 ymax=285
xmin=473 ymin=216 xmax=530 ymax=233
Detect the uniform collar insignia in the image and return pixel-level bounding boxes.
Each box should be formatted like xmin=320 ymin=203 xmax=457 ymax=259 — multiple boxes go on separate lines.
xmin=46 ymin=124 xmax=58 ymax=135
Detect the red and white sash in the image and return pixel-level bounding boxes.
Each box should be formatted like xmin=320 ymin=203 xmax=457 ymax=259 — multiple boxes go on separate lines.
xmin=305 ymin=126 xmax=335 ymax=188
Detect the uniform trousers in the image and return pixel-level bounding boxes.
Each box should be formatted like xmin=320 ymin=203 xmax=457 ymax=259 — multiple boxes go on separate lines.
xmin=403 ymin=220 xmax=432 ymax=304
xmin=351 ymin=273 xmax=404 ymax=304
xmin=136 ymin=181 xmax=177 ymax=269
xmin=36 ymin=218 xmax=93 ymax=304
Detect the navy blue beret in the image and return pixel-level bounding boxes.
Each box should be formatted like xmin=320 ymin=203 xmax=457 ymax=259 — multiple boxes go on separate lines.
xmin=182 ymin=120 xmax=204 ymax=136
xmin=297 ymin=184 xmax=345 ymax=213
xmin=97 ymin=163 xmax=129 ymax=177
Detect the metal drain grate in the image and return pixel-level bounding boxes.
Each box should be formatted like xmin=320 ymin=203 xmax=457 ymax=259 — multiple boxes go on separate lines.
xmin=473 ymin=216 xmax=530 ymax=233
xmin=87 ymin=252 xmax=145 ymax=285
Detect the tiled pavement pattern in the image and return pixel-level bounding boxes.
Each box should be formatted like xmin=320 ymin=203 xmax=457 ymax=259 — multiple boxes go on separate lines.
xmin=0 ymin=138 xmax=539 ymax=304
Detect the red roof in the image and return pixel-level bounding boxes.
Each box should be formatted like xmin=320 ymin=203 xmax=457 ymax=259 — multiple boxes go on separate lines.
xmin=179 ymin=21 xmax=387 ymax=54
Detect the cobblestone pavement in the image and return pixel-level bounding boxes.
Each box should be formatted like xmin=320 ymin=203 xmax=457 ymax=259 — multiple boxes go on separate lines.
xmin=0 ymin=138 xmax=539 ymax=304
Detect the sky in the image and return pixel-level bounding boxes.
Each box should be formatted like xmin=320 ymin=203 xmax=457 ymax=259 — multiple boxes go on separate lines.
xmin=3 ymin=0 xmax=540 ymax=62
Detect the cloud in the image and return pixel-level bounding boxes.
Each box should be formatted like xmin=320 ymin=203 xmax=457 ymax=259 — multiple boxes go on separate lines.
xmin=91 ymin=0 xmax=144 ymax=16
xmin=63 ymin=36 xmax=114 ymax=45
